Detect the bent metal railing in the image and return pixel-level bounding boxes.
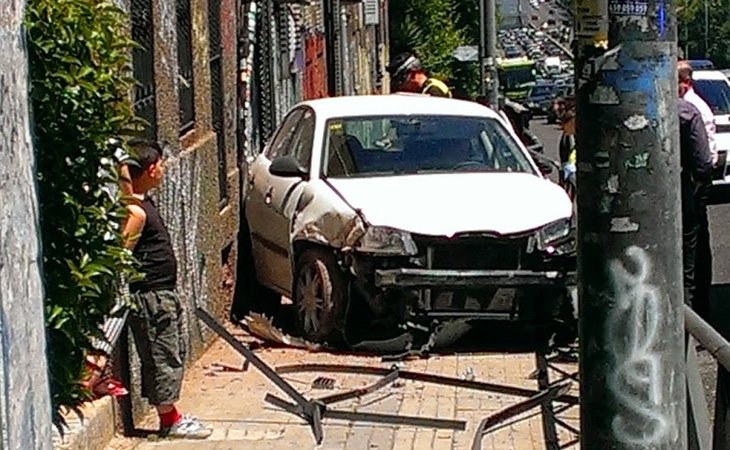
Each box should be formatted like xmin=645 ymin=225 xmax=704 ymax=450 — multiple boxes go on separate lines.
xmin=533 ymin=306 xmax=730 ymax=450
xmin=194 ymin=301 xmax=730 ymax=449
xmin=685 ymin=305 xmax=730 ymax=450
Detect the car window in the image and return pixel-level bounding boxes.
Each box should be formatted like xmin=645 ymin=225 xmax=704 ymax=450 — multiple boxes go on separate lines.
xmin=265 ymin=109 xmax=304 ymax=160
xmin=284 ymin=109 xmax=315 ymax=169
xmin=323 ymin=115 xmax=535 ymax=178
xmin=694 ymin=79 xmax=730 ymax=115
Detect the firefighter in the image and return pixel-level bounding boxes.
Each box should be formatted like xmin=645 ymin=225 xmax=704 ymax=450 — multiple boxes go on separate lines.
xmin=387 ymin=52 xmax=452 ymax=98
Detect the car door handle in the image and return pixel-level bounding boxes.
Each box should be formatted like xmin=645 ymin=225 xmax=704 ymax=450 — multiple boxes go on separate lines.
xmin=264 ymin=186 xmax=273 ymax=205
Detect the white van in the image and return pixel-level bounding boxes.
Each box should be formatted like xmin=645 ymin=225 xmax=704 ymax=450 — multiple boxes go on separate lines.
xmin=693 ymin=70 xmax=730 ymax=187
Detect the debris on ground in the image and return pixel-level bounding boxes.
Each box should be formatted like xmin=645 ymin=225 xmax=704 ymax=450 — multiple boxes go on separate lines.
xmin=311 ymin=376 xmax=336 ymax=390
xmin=243 ymin=312 xmax=322 ymax=351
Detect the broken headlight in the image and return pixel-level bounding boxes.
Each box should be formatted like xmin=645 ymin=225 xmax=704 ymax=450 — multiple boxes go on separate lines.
xmin=537 ymin=218 xmax=575 ymax=255
xmin=356 ymin=226 xmax=418 ymax=256
xmin=540 ymin=218 xmax=571 ymax=244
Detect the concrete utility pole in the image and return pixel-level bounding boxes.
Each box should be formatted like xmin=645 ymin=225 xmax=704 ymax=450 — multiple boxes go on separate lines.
xmin=479 ymin=0 xmax=500 ymax=105
xmin=574 ymin=0 xmax=687 ymax=448
xmin=0 ymin=0 xmax=54 ymax=448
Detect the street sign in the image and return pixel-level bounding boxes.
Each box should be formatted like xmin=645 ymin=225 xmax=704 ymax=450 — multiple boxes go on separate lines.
xmin=574 ymin=0 xmax=608 ymax=47
xmin=364 ymin=0 xmax=380 ymax=25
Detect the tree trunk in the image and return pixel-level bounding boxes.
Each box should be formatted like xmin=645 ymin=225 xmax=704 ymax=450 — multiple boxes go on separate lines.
xmin=0 ymin=1 xmax=53 ymax=448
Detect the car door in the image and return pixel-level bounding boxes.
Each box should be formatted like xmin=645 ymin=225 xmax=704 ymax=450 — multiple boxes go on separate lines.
xmin=245 ymin=108 xmax=304 ymax=294
xmin=266 ymin=107 xmax=317 ymax=293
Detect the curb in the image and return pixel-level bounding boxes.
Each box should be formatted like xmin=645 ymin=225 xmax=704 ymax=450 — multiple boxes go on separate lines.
xmin=53 ymin=396 xmax=116 ymax=450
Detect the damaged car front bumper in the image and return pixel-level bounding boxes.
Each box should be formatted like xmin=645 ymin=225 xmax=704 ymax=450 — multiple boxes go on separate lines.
xmin=374 ymin=268 xmax=576 ymax=289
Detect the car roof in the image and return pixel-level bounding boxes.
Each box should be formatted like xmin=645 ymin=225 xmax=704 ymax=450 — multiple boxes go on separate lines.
xmin=693 ymin=70 xmax=729 ymax=81
xmin=298 ymin=94 xmax=503 ymax=121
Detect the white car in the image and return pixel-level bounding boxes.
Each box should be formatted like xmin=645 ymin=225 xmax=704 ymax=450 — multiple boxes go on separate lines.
xmin=692 ymin=70 xmax=730 ymax=188
xmin=241 ymin=95 xmax=576 ymax=344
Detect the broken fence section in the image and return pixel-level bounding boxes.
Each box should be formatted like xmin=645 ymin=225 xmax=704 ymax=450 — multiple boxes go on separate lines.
xmin=196 ymin=307 xmax=578 ymax=446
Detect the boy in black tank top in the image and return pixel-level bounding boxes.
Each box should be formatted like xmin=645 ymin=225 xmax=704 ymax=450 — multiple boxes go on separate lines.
xmin=123 ymin=139 xmax=211 ymax=439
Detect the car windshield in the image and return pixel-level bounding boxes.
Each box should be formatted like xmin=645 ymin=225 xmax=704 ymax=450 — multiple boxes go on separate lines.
xmin=323 ymin=115 xmax=535 ymax=178
xmin=694 ymin=79 xmax=730 ymax=115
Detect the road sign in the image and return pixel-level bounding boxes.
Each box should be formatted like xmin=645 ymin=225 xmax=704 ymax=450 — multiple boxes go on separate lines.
xmin=364 ymin=0 xmax=380 ymax=25
xmin=574 ymin=0 xmax=608 ymax=47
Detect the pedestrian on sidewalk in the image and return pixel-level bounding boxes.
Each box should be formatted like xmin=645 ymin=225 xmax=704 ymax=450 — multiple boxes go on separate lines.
xmin=678 ymin=98 xmax=714 ymax=314
xmin=123 ymin=138 xmax=212 ymax=439
xmin=679 ymin=62 xmax=716 ymax=320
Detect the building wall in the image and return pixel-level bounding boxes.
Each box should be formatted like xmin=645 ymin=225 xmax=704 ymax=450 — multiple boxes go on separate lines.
xmin=118 ymin=0 xmax=388 ymax=425
xmin=0 ymin=0 xmax=54 ymax=447
xmin=121 ymin=0 xmax=240 ymax=424
xmin=248 ymin=0 xmax=388 ymax=151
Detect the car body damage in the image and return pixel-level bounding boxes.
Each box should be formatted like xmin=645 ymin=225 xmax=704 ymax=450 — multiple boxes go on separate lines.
xmin=289 ymin=183 xmax=367 ymax=251
xmin=242 ymin=95 xmax=577 ymax=351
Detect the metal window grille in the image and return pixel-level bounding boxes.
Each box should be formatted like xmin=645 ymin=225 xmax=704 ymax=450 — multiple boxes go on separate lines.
xmin=209 ymin=0 xmax=227 ymax=204
xmin=254 ymin=0 xmax=276 ymax=143
xmin=237 ymin=1 xmax=258 ymax=160
xmin=177 ymin=0 xmax=196 ymax=134
xmin=131 ymin=0 xmax=157 ymax=139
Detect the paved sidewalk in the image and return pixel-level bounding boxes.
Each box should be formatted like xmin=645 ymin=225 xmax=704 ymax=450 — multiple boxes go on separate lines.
xmin=107 ymin=328 xmax=579 ymax=450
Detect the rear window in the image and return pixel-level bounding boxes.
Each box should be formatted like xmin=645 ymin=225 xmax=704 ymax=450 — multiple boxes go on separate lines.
xmin=694 ymin=78 xmax=730 ymax=115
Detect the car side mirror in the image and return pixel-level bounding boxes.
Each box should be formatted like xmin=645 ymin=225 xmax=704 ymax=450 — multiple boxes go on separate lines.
xmin=269 ymin=155 xmax=308 ymax=178
xmin=526 ymin=144 xmax=557 ymax=176
xmin=536 ymin=160 xmax=554 ymax=176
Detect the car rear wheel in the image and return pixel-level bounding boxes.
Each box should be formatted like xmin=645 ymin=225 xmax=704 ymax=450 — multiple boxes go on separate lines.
xmin=294 ymin=248 xmax=347 ymax=343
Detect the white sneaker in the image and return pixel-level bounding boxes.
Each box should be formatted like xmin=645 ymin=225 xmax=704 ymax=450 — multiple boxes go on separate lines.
xmin=161 ymin=414 xmax=213 ymax=439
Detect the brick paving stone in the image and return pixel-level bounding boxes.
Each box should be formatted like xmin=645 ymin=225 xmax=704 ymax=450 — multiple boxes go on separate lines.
xmin=106 ymin=330 xmax=578 ymax=450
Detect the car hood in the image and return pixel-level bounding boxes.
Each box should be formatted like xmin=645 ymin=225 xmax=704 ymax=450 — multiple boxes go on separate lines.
xmin=327 ymin=173 xmax=572 ymax=237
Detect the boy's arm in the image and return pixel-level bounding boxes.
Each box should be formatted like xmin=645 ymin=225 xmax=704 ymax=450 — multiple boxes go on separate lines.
xmin=119 ymin=164 xmax=133 ymax=198
xmin=123 ymin=204 xmax=146 ymax=250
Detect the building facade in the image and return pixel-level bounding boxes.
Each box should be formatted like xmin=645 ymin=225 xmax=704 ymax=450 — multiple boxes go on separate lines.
xmin=118 ymin=0 xmax=389 ymax=425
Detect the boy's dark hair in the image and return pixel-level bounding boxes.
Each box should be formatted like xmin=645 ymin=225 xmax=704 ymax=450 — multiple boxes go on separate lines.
xmin=127 ymin=139 xmax=163 ymax=179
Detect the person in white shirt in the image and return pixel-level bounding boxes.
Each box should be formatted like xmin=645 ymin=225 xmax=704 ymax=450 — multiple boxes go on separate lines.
xmin=679 ymin=60 xmax=718 ymax=165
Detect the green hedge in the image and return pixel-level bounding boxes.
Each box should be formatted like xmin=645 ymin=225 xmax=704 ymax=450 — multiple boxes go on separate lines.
xmin=25 ymin=0 xmax=141 ymax=425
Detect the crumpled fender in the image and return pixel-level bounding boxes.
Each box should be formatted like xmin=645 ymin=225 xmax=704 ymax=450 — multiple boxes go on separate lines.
xmin=288 ymin=182 xmax=368 ymax=252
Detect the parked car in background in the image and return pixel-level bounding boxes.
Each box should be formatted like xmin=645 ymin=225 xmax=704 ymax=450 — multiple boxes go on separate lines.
xmin=241 ymin=95 xmax=576 ymax=345
xmin=692 ymin=70 xmax=730 ymax=193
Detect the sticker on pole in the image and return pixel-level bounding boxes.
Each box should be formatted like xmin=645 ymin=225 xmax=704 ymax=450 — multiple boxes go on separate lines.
xmin=575 ymin=0 xmax=608 ymax=47
xmin=608 ymin=0 xmax=649 ymax=16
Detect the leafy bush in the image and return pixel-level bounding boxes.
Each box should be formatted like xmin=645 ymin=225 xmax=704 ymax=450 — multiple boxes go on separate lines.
xmin=389 ymin=0 xmax=465 ymax=81
xmin=25 ymin=0 xmax=140 ymax=424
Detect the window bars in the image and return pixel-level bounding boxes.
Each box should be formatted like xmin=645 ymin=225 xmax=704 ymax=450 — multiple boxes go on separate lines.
xmin=131 ymin=0 xmax=157 ymax=140
xmin=177 ymin=0 xmax=196 ymax=134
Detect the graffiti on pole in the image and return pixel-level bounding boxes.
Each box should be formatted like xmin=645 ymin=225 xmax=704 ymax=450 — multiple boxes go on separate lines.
xmin=605 ymin=246 xmax=678 ymax=446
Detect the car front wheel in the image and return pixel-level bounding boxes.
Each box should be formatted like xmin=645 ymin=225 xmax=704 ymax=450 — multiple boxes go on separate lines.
xmin=293 ymin=248 xmax=347 ymax=344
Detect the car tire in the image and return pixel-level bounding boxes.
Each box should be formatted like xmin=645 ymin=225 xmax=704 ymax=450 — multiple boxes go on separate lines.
xmin=293 ymin=247 xmax=347 ymax=344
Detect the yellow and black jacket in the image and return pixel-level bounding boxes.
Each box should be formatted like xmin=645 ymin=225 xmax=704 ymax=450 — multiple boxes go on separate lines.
xmin=421 ymin=78 xmax=452 ymax=98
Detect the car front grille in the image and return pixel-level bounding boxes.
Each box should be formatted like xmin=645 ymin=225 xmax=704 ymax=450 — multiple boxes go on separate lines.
xmin=413 ymin=235 xmax=527 ymax=270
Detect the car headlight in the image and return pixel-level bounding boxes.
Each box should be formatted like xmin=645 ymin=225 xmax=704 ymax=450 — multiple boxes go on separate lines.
xmin=535 ymin=218 xmax=575 ymax=255
xmin=540 ymin=218 xmax=571 ymax=244
xmin=356 ymin=226 xmax=418 ymax=256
